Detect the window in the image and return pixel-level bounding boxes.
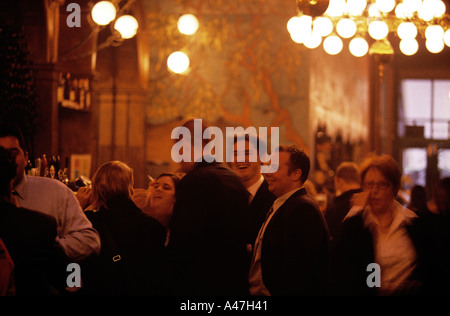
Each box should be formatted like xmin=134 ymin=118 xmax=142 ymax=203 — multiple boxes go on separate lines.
xmin=402 ymin=148 xmax=427 ymax=187
xmin=399 ymin=79 xmax=450 ymax=140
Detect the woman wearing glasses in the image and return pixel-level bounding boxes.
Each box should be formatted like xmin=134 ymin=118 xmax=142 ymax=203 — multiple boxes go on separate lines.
xmin=330 ymin=154 xmax=449 ymax=296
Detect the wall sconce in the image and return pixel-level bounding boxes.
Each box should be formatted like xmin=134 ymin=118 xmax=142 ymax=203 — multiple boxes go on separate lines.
xmin=167 ymin=51 xmax=190 ymax=74
xmin=167 ymin=14 xmax=199 ymax=74
xmin=60 ymin=0 xmax=138 ymax=61
xmin=91 ymin=1 xmax=116 ymax=26
xmin=91 ymin=0 xmax=139 ymax=40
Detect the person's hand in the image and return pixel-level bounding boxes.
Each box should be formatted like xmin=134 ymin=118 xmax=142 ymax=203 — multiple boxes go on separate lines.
xmin=76 ymin=187 xmax=93 ymax=210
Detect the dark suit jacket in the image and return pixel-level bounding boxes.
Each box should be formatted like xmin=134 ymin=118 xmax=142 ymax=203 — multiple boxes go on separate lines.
xmin=247 ymin=179 xmax=276 ymax=246
xmin=325 ymin=188 xmax=362 ymax=239
xmin=83 ymin=197 xmax=167 ymax=295
xmin=0 ymin=200 xmax=66 ymax=295
xmin=168 ymin=161 xmax=250 ymax=296
xmin=261 ymin=188 xmax=330 ymax=296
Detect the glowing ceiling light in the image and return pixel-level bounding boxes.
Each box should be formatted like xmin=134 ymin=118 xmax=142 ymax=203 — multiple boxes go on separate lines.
xmin=177 ymin=14 xmax=199 ymax=35
xmin=114 ymin=15 xmax=139 ymax=39
xmin=399 ymin=38 xmax=419 ymax=55
xmin=167 ymin=51 xmax=190 ymax=74
xmin=91 ymin=1 xmax=116 ymax=26
xmin=323 ymin=35 xmax=343 ymax=55
xmin=397 ymin=22 xmax=418 ymax=39
xmin=349 ymin=37 xmax=369 ymax=57
xmin=368 ymin=20 xmax=389 ymax=40
xmin=336 ymin=18 xmax=357 ymax=38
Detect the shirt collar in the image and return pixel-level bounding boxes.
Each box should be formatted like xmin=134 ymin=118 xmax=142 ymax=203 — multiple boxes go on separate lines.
xmin=247 ymin=175 xmax=264 ymax=199
xmin=363 ymin=200 xmax=417 ymax=233
xmin=272 ymin=187 xmax=302 ymax=213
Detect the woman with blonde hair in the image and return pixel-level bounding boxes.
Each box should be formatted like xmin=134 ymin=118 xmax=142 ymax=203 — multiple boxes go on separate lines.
xmin=82 ymin=161 xmax=167 ymax=295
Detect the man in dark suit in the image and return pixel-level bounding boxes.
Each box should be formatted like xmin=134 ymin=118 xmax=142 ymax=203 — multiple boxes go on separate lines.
xmin=230 ymin=133 xmax=276 ymax=252
xmin=167 ymin=118 xmax=250 ymax=296
xmin=325 ymin=161 xmax=362 ymax=239
xmin=249 ymin=145 xmax=330 ymax=296
xmin=0 ymin=147 xmax=67 ymax=295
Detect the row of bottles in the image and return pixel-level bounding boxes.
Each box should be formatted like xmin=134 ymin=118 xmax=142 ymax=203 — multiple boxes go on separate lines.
xmin=25 ymin=154 xmax=70 ymax=185
xmin=57 ymin=72 xmax=91 ymax=111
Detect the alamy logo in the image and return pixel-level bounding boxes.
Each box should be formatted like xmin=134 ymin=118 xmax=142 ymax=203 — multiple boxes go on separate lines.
xmin=66 ymin=263 xmax=81 ymax=287
xmin=66 ymin=3 xmax=81 ymax=28
xmin=171 ymin=119 xmax=280 ymax=173
xmin=366 ymin=263 xmax=381 ymax=288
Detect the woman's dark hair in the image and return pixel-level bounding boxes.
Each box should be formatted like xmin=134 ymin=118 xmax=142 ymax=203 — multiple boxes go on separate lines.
xmin=156 ymin=173 xmax=181 ymax=190
xmin=360 ymin=154 xmax=402 ymax=195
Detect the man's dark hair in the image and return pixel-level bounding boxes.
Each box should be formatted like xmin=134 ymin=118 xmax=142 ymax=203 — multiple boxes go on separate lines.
xmin=0 ymin=122 xmax=28 ymax=153
xmin=277 ymin=145 xmax=310 ymax=183
xmin=231 ymin=132 xmax=267 ymax=159
xmin=0 ymin=146 xmax=17 ymax=198
xmin=335 ymin=162 xmax=360 ymax=185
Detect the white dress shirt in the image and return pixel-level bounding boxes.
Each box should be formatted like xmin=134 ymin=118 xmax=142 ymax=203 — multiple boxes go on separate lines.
xmin=246 ymin=175 xmax=264 ymax=203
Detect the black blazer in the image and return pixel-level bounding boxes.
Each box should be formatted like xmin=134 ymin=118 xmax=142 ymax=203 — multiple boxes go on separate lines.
xmin=325 ymin=188 xmax=362 ymax=239
xmin=261 ymin=188 xmax=330 ymax=296
xmin=168 ymin=161 xmax=250 ymax=296
xmin=83 ymin=197 xmax=167 ymax=295
xmin=0 ymin=200 xmax=67 ymax=295
xmin=247 ymin=179 xmax=276 ymax=246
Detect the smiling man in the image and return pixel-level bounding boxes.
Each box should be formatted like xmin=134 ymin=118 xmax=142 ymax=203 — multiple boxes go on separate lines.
xmin=249 ymin=145 xmax=330 ymax=296
xmin=231 ymin=134 xmax=276 ymax=252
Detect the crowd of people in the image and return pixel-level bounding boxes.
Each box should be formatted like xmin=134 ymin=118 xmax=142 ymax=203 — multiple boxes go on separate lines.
xmin=1 ymin=120 xmax=450 ymax=296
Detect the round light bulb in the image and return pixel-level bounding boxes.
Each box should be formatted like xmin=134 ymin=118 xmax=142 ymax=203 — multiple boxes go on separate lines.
xmin=349 ymin=37 xmax=369 ymax=57
xmin=114 ymin=15 xmax=139 ymax=39
xmin=395 ymin=3 xmax=407 ymax=18
xmin=376 ymin=0 xmax=396 ymax=13
xmin=323 ymin=35 xmax=343 ymax=55
xmin=433 ymin=0 xmax=446 ymax=18
xmin=403 ymin=0 xmax=421 ymax=13
xmin=399 ymin=38 xmax=419 ymax=55
xmin=287 ymin=16 xmax=302 ymax=34
xmin=418 ymin=0 xmax=435 ymax=21
xmin=425 ymin=25 xmax=445 ymax=40
xmin=177 ymin=14 xmax=199 ymax=35
xmin=347 ymin=0 xmax=367 ymax=16
xmin=426 ymin=38 xmax=445 ymax=53
xmin=91 ymin=1 xmax=116 ymax=26
xmin=325 ymin=0 xmax=347 ymax=17
xmin=303 ymin=31 xmax=322 ymax=49
xmin=397 ymin=22 xmax=418 ymax=39
xmin=368 ymin=20 xmax=389 ymax=40
xmin=288 ymin=15 xmax=312 ymax=43
xmin=336 ymin=18 xmax=357 ymax=38
xmin=287 ymin=15 xmax=312 ymax=34
xmin=313 ymin=17 xmax=333 ymax=37
xmin=290 ymin=30 xmax=308 ymax=43
xmin=167 ymin=51 xmax=190 ymax=74
xmin=444 ymin=29 xmax=450 ymax=47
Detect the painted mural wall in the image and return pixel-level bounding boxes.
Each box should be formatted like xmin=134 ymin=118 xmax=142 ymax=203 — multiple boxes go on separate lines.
xmin=143 ymin=0 xmax=312 ymax=175
xmin=142 ymin=0 xmax=370 ymax=178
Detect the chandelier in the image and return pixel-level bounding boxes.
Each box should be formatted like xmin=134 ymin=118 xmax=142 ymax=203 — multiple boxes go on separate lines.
xmin=288 ymin=0 xmax=450 ymax=58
